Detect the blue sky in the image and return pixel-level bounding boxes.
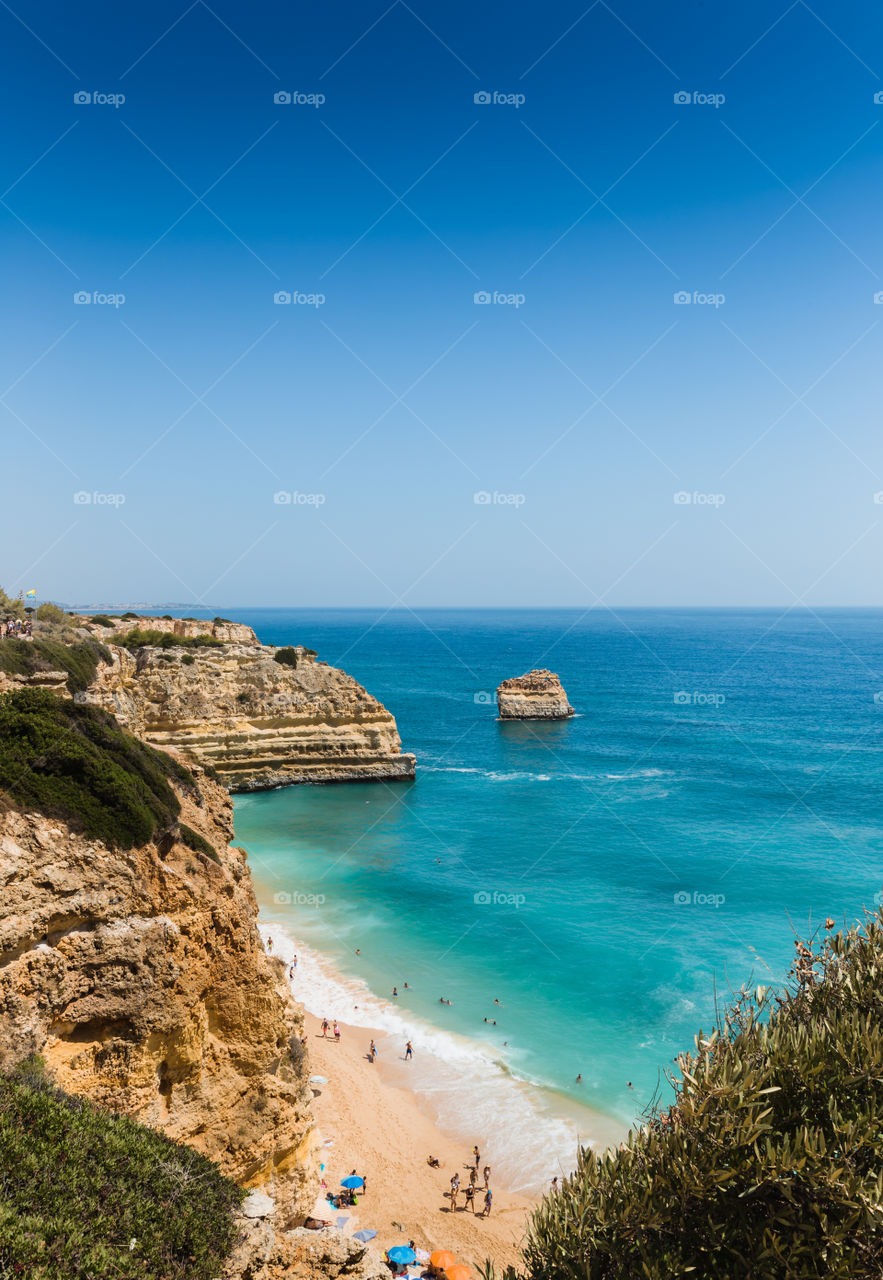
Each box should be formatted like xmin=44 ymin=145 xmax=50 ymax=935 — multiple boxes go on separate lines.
xmin=2 ymin=0 xmax=883 ymax=606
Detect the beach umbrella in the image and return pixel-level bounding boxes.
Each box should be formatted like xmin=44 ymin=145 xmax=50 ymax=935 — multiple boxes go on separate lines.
xmin=446 ymin=1267 xmax=471 ymax=1280
xmin=309 ymin=1075 xmax=328 ymax=1084
xmin=388 ymin=1247 xmax=417 ymax=1265
xmin=430 ymin=1251 xmax=456 ymax=1273
xmin=353 ymin=1229 xmax=377 ymax=1242
xmin=340 ymin=1175 xmax=365 ymax=1189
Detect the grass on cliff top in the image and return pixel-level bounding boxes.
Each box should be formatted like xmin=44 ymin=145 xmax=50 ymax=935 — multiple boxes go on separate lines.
xmin=117 ymin=628 xmax=223 ymax=650
xmin=0 ymin=636 xmax=111 ymax=694
xmin=0 ymin=1058 xmax=245 ymax=1280
xmin=0 ymin=687 xmax=194 ymax=848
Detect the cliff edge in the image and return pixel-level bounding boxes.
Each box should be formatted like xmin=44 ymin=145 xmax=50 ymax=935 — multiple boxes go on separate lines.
xmin=497 ymin=669 xmax=575 ymax=720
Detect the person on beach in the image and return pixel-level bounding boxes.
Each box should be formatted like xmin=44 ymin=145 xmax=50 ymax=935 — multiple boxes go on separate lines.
xmin=333 ymin=1022 xmax=341 ymax=1043
xmin=575 ymin=1073 xmax=582 ymax=1083
xmin=472 ymin=1145 xmax=480 ymax=1168
xmin=483 ymin=1188 xmax=493 ymax=1217
xmin=449 ymin=1174 xmax=459 ymax=1210
xmin=469 ymin=1167 xmax=477 ymax=1187
xmin=464 ymin=1184 xmax=476 ymax=1214
xmin=289 ymin=965 xmax=295 ymax=979
xmin=551 ymin=1177 xmax=559 ymax=1193
xmin=483 ymin=1165 xmax=491 ymax=1188
xmin=392 ymin=987 xmax=398 ymax=998
xmin=321 ymin=1019 xmax=329 ymax=1037
xmin=267 ymin=937 xmax=273 ymax=952
xmin=368 ymin=1039 xmax=377 ymax=1062
xmin=405 ymin=1041 xmax=413 ymax=1060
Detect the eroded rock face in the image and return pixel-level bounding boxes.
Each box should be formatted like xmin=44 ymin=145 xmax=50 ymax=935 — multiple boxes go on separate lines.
xmin=84 ymin=615 xmax=261 ymax=647
xmin=77 ymin=640 xmax=416 ymax=790
xmin=0 ymin=769 xmax=318 ymax=1219
xmin=497 ymin=669 xmax=575 ymax=720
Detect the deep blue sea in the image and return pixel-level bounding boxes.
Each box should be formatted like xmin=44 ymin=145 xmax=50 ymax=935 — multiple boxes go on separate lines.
xmin=134 ymin=607 xmax=883 ymax=1186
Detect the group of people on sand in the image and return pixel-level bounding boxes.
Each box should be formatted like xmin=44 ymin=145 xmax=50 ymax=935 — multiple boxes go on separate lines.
xmin=445 ymin=1146 xmax=493 ymax=1217
xmin=3 ymin=618 xmax=31 ymax=639
xmin=365 ymin=1038 xmax=413 ymax=1063
xmin=320 ymin=1018 xmax=341 ymax=1043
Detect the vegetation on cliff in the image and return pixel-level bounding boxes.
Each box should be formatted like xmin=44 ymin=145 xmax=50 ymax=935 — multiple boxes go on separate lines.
xmin=0 ymin=688 xmax=193 ymax=848
xmin=117 ymin=627 xmax=223 ymax=650
xmin=0 ymin=1057 xmax=244 ymax=1280
xmin=487 ymin=914 xmax=883 ymax=1280
xmin=0 ymin=636 xmax=111 ymax=694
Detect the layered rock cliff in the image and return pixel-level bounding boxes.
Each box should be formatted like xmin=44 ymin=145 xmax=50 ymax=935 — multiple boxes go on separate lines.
xmin=75 ymin=619 xmax=416 ymax=790
xmin=497 ymin=669 xmax=575 ymax=720
xmin=0 ymin=764 xmax=317 ymax=1221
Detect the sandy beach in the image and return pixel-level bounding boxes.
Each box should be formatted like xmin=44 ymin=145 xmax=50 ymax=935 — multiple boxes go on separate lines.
xmin=302 ymin=1011 xmax=535 ymax=1271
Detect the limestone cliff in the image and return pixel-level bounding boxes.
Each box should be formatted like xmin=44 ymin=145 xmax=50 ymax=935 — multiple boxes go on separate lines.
xmin=75 ymin=619 xmax=416 ymax=790
xmin=0 ymin=765 xmax=317 ymax=1221
xmin=497 ymin=669 xmax=575 ymax=720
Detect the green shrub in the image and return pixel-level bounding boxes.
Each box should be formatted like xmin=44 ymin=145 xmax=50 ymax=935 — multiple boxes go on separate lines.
xmin=181 ymin=654 xmax=196 ymax=665
xmin=236 ymin=691 xmax=251 ymax=704
xmin=274 ymin=647 xmax=300 ymax=668
xmin=0 ymin=1058 xmax=244 ymax=1280
xmin=213 ymin=616 xmax=232 ymax=624
xmin=179 ymin=822 xmax=219 ymax=863
xmin=0 ymin=637 xmax=111 ymax=695
xmin=121 ymin=611 xmax=138 ymax=620
xmin=34 ymin=602 xmax=65 ymax=624
xmin=89 ymin=614 xmax=113 ymax=627
xmin=506 ymin=915 xmax=883 ymax=1280
xmin=117 ymin=629 xmax=222 ymax=651
xmin=0 ymin=585 xmax=24 ymax=619
xmin=0 ymin=688 xmax=193 ymax=848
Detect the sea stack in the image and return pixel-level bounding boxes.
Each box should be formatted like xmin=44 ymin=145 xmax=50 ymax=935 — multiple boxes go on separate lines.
xmin=496 ymin=669 xmax=575 ymax=720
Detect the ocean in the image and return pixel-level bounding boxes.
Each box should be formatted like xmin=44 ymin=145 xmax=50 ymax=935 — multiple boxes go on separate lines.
xmin=182 ymin=606 xmax=883 ymax=1191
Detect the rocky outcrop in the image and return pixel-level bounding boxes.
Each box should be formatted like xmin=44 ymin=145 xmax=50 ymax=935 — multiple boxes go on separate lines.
xmin=77 ymin=639 xmax=416 ymax=790
xmin=82 ymin=614 xmax=261 ymax=646
xmin=497 ymin=669 xmax=574 ymax=720
xmin=0 ymin=766 xmax=318 ymax=1220
xmin=223 ymin=1215 xmax=388 ymax=1280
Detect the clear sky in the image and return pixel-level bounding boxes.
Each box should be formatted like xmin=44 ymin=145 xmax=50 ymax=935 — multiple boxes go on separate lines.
xmin=3 ymin=0 xmax=883 ymax=607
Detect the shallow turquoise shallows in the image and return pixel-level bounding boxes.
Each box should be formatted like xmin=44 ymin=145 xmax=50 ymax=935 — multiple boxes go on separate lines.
xmin=228 ymin=607 xmax=883 ymax=1142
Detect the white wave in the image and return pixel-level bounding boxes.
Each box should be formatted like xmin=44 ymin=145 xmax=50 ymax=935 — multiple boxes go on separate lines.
xmin=260 ymin=921 xmax=617 ymax=1194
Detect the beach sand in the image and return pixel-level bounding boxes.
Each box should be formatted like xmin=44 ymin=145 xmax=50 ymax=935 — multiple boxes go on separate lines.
xmin=303 ymin=1011 xmax=535 ymax=1271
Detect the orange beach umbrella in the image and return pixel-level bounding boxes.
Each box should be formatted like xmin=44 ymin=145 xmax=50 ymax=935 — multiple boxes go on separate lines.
xmin=446 ymin=1267 xmax=471 ymax=1280
xmin=430 ymin=1252 xmax=456 ymax=1273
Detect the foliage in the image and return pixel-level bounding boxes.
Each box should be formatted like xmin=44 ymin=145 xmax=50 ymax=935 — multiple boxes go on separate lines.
xmin=0 ymin=688 xmax=194 ymax=848
xmin=121 ymin=611 xmax=139 ymax=619
xmin=181 ymin=654 xmax=196 ymax=665
xmin=213 ymin=616 xmax=232 ymax=624
xmin=89 ymin=614 xmax=113 ymax=627
xmin=274 ymin=646 xmax=300 ymax=667
xmin=0 ymin=637 xmax=111 ymax=695
xmin=178 ymin=822 xmax=219 ymax=863
xmin=34 ymin=602 xmax=65 ymax=624
xmin=511 ymin=915 xmax=883 ymax=1280
xmin=117 ymin=629 xmax=222 ymax=651
xmin=0 ymin=1057 xmax=244 ymax=1280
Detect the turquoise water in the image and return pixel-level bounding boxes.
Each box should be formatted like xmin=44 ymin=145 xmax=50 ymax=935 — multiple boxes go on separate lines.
xmin=226 ymin=607 xmax=883 ymax=1147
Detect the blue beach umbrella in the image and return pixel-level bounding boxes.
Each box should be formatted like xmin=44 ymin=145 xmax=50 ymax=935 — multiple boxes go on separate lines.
xmin=388 ymin=1247 xmax=417 ymax=1265
xmin=341 ymin=1175 xmax=364 ymax=1189
xmin=353 ymin=1229 xmax=377 ymax=1242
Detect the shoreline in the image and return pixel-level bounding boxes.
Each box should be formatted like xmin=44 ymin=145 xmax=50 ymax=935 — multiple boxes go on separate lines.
xmin=259 ymin=923 xmax=626 ymax=1202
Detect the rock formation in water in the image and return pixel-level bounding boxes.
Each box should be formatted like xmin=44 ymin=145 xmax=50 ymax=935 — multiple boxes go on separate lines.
xmin=496 ymin=669 xmax=575 ymax=720
xmin=74 ymin=617 xmax=416 ymax=789
xmin=0 ymin=765 xmax=317 ymax=1222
